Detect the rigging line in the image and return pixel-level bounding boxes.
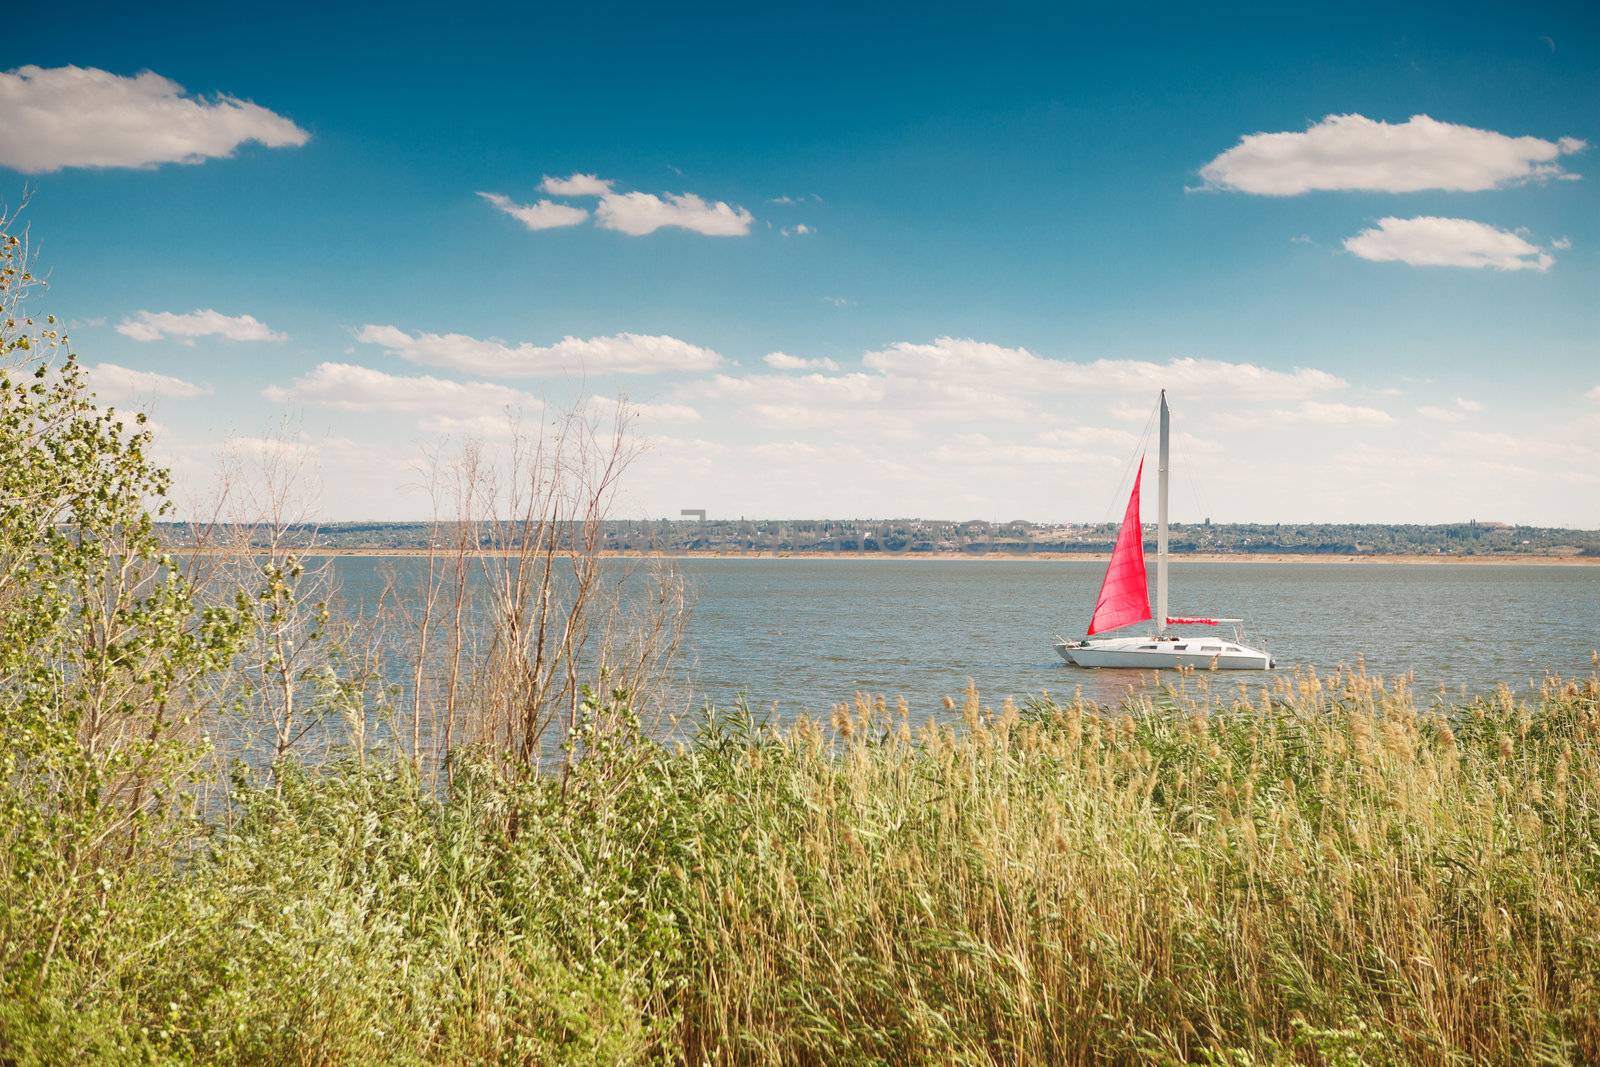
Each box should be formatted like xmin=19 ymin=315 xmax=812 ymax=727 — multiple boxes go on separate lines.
xmin=1170 ymin=413 xmax=1203 ymax=521
xmin=1170 ymin=406 xmax=1215 ymax=525
xmin=1100 ymin=404 xmax=1155 ymax=526
xmin=1097 ymin=397 xmax=1158 ymax=528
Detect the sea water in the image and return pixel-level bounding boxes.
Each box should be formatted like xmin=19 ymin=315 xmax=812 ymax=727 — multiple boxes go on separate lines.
xmin=326 ymin=557 xmax=1600 ymax=722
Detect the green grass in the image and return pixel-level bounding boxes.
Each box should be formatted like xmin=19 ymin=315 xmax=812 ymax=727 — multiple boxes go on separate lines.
xmin=4 ymin=668 xmax=1599 ymax=1065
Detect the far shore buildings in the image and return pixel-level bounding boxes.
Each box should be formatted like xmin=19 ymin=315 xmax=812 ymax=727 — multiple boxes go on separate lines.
xmin=154 ymin=519 xmax=1596 ymax=557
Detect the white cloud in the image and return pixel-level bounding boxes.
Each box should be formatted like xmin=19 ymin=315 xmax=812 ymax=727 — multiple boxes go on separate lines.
xmin=621 ymin=434 xmax=927 ymax=519
xmin=1551 ymin=236 xmax=1572 ymax=250
xmin=681 ymin=341 xmax=1350 ymax=444
xmin=586 ymin=395 xmax=702 ymax=424
xmin=264 ymin=362 xmax=538 ymax=418
xmin=478 ymin=191 xmax=588 ymax=230
xmin=1418 ymin=397 xmax=1484 ymax=423
xmin=1107 ymin=401 xmax=1150 ymax=422
xmin=763 ymin=351 xmax=840 ymax=372
xmin=1299 ymin=401 xmax=1393 ymax=426
xmin=1450 ymin=429 xmax=1528 ymax=454
xmin=414 ymin=412 xmax=525 ymax=437
xmin=116 ymin=308 xmax=287 ymax=344
xmin=1035 ymin=425 xmax=1140 ymax=448
xmin=86 ymin=362 xmax=210 ymax=400
xmin=0 ymin=65 xmax=308 ymax=173
xmin=694 ymin=371 xmax=890 ymax=428
xmin=223 ymin=432 xmax=346 ymax=465
xmin=630 ymin=400 xmax=702 ymax=424
xmin=927 ymin=434 xmax=1098 ymax=469
xmin=861 ymin=339 xmax=1345 ymax=401
xmin=780 ymin=224 xmax=813 ymax=237
xmin=162 ymin=430 xmax=404 ymax=520
xmin=480 ymin=175 xmax=755 ymax=237
xmin=176 ymin=337 xmax=1600 ymax=524
xmin=540 ymin=172 xmax=612 ymax=196
xmin=594 ymin=191 xmax=754 ymax=236
xmin=1199 ymin=114 xmax=1586 ymax=195
xmin=1235 ymin=401 xmax=1394 ymax=427
xmin=357 ymin=324 xmax=721 ymax=377
xmin=1343 ymin=216 xmax=1554 ymax=271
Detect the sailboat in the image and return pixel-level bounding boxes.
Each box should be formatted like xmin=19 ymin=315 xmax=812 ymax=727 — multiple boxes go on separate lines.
xmin=1054 ymin=391 xmax=1274 ymax=670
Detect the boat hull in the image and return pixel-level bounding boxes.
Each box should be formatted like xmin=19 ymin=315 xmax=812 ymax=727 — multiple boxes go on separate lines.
xmin=1054 ymin=636 xmax=1272 ymax=671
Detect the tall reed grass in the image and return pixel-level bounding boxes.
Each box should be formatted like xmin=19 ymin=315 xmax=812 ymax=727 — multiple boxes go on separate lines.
xmin=8 ymin=666 xmax=1596 ymax=1065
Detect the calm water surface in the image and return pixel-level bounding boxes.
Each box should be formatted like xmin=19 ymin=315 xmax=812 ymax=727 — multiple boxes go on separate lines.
xmin=331 ymin=558 xmax=1599 ymax=721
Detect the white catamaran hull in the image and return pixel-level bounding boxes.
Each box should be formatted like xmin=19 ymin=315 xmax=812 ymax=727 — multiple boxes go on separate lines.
xmin=1055 ymin=636 xmax=1272 ymax=671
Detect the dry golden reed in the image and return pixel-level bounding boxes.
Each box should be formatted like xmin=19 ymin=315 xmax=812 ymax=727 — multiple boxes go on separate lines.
xmin=671 ymin=667 xmax=1600 ymax=1065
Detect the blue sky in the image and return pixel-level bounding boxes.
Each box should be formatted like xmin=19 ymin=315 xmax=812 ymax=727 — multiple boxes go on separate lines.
xmin=4 ymin=1 xmax=1598 ymax=523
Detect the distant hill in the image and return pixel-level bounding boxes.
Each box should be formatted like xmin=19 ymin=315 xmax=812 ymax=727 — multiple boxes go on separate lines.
xmin=157 ymin=519 xmax=1600 ymax=557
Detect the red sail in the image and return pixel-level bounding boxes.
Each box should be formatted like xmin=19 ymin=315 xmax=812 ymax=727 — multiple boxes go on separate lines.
xmin=1166 ymin=616 xmax=1219 ymax=625
xmin=1087 ymin=458 xmax=1152 ymax=635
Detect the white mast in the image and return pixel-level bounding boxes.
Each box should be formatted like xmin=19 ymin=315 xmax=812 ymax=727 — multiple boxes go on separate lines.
xmin=1156 ymin=390 xmax=1169 ymax=637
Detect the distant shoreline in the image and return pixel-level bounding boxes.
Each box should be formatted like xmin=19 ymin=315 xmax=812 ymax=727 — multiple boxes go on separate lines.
xmin=174 ymin=547 xmax=1599 ymax=566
